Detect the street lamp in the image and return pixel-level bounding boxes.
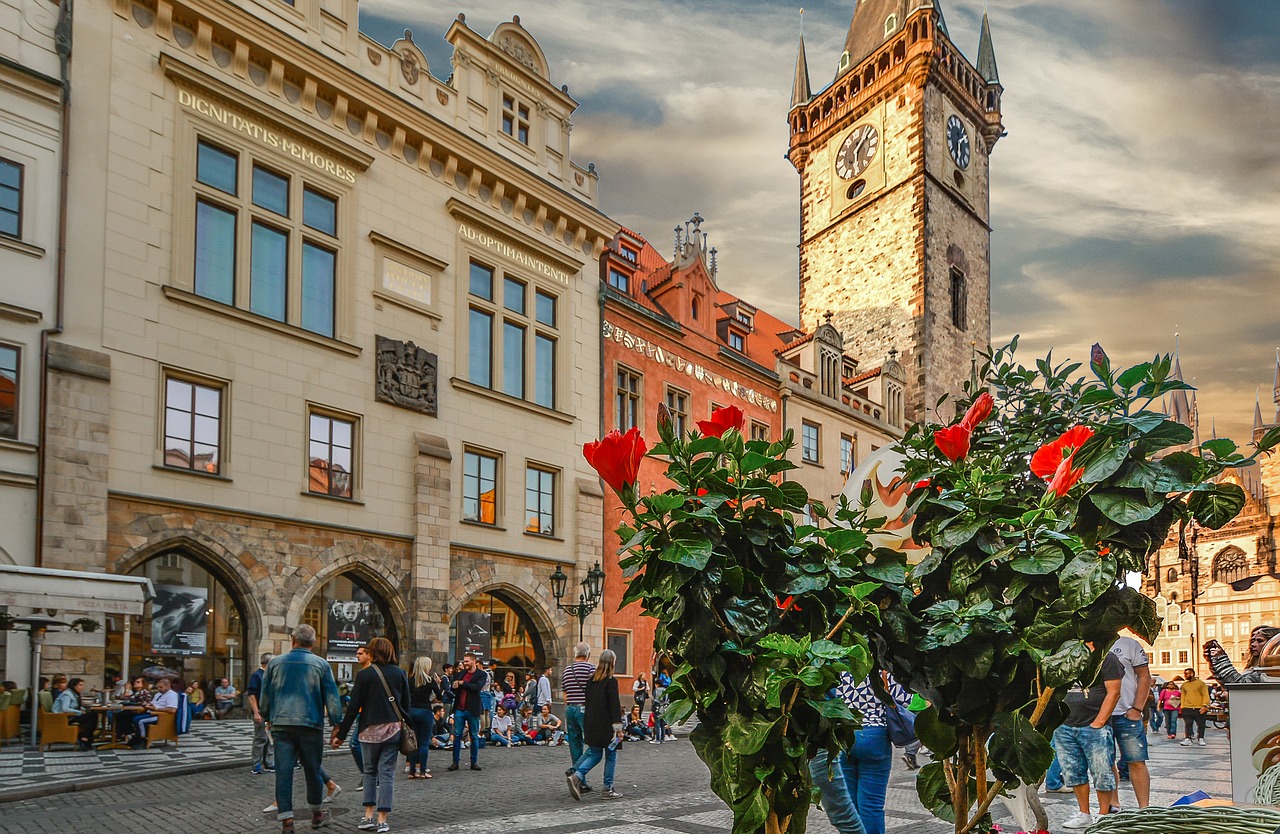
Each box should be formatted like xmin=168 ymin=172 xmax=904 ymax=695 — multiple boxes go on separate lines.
xmin=550 ymin=562 xmax=605 ymax=642
xmin=13 ymin=614 xmax=70 ymax=746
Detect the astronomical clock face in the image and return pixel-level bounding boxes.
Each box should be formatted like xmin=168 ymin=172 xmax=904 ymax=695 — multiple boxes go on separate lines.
xmin=835 ymin=123 xmax=879 ymax=179
xmin=946 ymin=114 xmax=970 ymax=170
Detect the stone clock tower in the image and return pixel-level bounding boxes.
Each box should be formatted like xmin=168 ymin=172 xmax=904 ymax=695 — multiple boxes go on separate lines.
xmin=787 ymin=1 xmax=1003 ymax=421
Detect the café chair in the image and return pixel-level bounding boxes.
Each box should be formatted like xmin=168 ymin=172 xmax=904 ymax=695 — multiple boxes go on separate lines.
xmin=146 ymin=711 xmax=179 ymax=749
xmin=39 ymin=710 xmax=79 ymax=750
xmin=0 ymin=704 xmax=20 ymax=747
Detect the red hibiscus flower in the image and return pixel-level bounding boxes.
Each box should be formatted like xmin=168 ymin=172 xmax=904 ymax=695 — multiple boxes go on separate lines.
xmin=960 ymin=391 xmax=994 ymax=430
xmin=913 ymin=478 xmax=932 ymax=491
xmin=933 ymin=424 xmax=972 ymax=462
xmin=1031 ymin=425 xmax=1095 ymax=497
xmin=776 ymin=595 xmax=801 ymax=613
xmin=696 ymin=405 xmax=745 ymax=439
xmin=582 ymin=427 xmax=647 ymax=493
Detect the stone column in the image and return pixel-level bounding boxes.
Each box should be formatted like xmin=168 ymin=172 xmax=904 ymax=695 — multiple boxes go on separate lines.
xmin=412 ymin=432 xmax=453 ymax=661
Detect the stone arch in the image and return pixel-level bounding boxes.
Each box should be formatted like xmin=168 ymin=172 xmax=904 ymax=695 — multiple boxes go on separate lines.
xmin=284 ymin=540 xmax=412 ymax=652
xmin=112 ymin=528 xmax=267 ymax=657
xmin=1212 ymin=546 xmax=1250 ymax=585
xmin=449 ymin=576 xmax=569 ymax=668
xmin=489 ymin=21 xmax=550 ymax=79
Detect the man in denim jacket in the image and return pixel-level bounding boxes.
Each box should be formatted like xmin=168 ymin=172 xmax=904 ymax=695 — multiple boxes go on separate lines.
xmin=261 ymin=624 xmax=343 ymax=833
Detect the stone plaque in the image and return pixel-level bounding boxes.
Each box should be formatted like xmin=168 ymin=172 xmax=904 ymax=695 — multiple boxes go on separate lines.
xmin=375 ymin=335 xmax=438 ymax=416
xmin=382 ymin=258 xmax=432 ymax=306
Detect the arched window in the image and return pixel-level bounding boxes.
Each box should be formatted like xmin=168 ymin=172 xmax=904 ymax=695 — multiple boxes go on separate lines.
xmin=819 ymin=347 xmax=841 ymax=398
xmin=1212 ymin=547 xmax=1250 ymax=585
xmin=1166 ymin=567 xmax=1178 ymax=583
xmin=691 ymin=296 xmax=700 ymax=321
xmin=950 ymin=267 xmax=967 ymax=330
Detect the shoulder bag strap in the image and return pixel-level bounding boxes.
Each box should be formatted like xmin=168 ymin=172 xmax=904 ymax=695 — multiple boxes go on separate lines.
xmin=371 ymin=665 xmax=409 ymax=723
xmin=866 ymin=669 xmax=896 ymax=708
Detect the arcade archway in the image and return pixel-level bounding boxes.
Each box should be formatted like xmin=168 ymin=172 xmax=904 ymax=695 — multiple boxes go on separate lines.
xmin=300 ymin=572 xmax=399 ymax=683
xmin=451 ymin=590 xmax=547 ymax=682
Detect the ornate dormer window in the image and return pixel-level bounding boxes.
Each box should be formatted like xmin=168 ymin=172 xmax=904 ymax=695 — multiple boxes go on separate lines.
xmin=884 ymin=14 xmax=897 ymax=37
xmin=819 ymin=347 xmax=841 ymax=399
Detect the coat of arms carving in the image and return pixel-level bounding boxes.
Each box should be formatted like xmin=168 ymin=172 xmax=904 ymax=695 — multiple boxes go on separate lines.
xmin=375 ymin=335 xmax=438 ymax=416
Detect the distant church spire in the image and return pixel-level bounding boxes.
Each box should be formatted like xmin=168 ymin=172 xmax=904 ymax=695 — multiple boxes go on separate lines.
xmin=1255 ymin=389 xmax=1265 ymax=432
xmin=1169 ymin=338 xmax=1192 ymax=427
xmin=791 ymin=12 xmax=811 ymax=110
xmin=1273 ymin=347 xmax=1280 ymax=422
xmin=976 ymin=11 xmax=1000 ymax=84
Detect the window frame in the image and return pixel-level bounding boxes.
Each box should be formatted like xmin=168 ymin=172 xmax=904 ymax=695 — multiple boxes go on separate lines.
xmin=159 ymin=369 xmax=228 ymax=477
xmin=801 ymin=421 xmax=821 ymax=464
xmin=523 ymin=463 xmax=558 ymax=538
xmin=607 ymin=268 xmax=629 ymax=293
xmin=501 ymin=93 xmax=532 ymax=146
xmin=749 ymin=421 xmax=770 ymax=443
xmin=728 ymin=331 xmax=746 ymax=352
xmin=840 ymin=434 xmax=856 ymax=475
xmin=664 ymin=385 xmax=689 ymax=438
xmin=606 ymin=629 xmax=632 ymax=677
xmin=615 ymin=364 xmax=642 ymax=431
xmin=305 ymin=405 xmax=360 ymax=501
xmin=0 ymin=157 xmax=24 ymax=240
xmin=950 ymin=266 xmax=967 ymax=330
xmin=0 ymin=342 xmax=19 ymax=439
xmin=462 ymin=447 xmax=502 ymax=527
xmin=466 ymin=258 xmax=560 ymax=410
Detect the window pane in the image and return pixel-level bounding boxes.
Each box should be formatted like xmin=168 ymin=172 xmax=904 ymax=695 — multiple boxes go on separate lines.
xmin=196 ymin=142 xmax=238 ymax=195
xmin=194 ymin=201 xmax=236 ymax=305
xmin=502 ymin=321 xmax=525 ymax=398
xmin=302 ymin=243 xmax=336 ymax=337
xmin=469 ymin=262 xmax=493 ymax=300
xmin=167 ymin=378 xmax=191 ymax=407
xmin=194 ymin=414 xmax=219 ymax=445
xmin=303 ymin=188 xmax=337 ymax=236
xmin=250 ymin=222 xmax=288 ymax=321
xmin=0 ymin=159 xmax=19 ymax=189
xmin=194 ymin=385 xmax=220 ymax=418
xmin=0 ymin=345 xmax=16 ymax=437
xmin=504 ymin=278 xmax=525 ymax=314
xmin=252 ymin=166 xmax=289 ymax=215
xmin=309 ymin=413 xmax=328 ymax=442
xmin=193 ymin=443 xmax=219 ymax=473
xmin=0 ymin=160 xmax=18 ymax=236
xmin=468 ymin=309 xmax=492 ymax=387
xmin=165 ymin=407 xmax=190 ymax=441
xmin=309 ymin=439 xmax=328 ymax=461
xmin=331 ymin=418 xmax=352 ymax=449
xmin=534 ymin=334 xmax=555 ymax=408
xmin=535 ymin=291 xmax=556 ymax=327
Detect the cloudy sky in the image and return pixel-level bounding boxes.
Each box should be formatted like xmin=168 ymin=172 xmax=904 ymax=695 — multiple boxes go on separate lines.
xmin=362 ymin=0 xmax=1280 ymax=444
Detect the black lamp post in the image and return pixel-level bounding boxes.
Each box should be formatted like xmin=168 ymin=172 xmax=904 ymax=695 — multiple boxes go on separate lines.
xmin=550 ymin=562 xmax=605 ymax=642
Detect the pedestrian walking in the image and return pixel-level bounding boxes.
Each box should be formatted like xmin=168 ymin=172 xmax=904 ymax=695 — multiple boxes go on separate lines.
xmin=247 ymin=653 xmax=275 ymax=775
xmin=809 ymin=747 xmax=868 ymax=834
xmin=407 ymin=656 xmax=440 ymax=779
xmin=561 ymin=642 xmax=596 ymax=792
xmin=835 ymin=671 xmax=913 ymax=834
xmin=632 ymin=673 xmax=649 ymax=712
xmin=447 ymin=651 xmax=488 ymax=772
xmin=567 ymin=649 xmax=624 ymax=800
xmin=1109 ymin=634 xmax=1153 ymax=807
xmin=1159 ymin=681 xmax=1181 ymax=740
xmin=1178 ymin=667 xmax=1209 ymax=746
xmin=259 ymin=624 xmax=342 ymax=833
xmin=522 ymin=672 xmax=539 ymax=710
xmin=333 ymin=637 xmax=412 ymax=833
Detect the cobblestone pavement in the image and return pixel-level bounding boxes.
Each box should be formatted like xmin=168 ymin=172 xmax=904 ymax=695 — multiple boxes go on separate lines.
xmin=0 ymin=725 xmax=1233 ymax=833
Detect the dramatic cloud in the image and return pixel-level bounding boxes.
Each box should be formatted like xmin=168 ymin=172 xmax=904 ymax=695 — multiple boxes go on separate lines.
xmin=362 ymin=0 xmax=1280 ymax=443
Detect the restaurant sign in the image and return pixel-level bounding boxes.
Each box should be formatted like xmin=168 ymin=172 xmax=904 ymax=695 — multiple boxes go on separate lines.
xmin=603 ymin=320 xmax=779 ymax=412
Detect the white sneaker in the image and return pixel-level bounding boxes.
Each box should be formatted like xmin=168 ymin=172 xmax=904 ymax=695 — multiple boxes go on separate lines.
xmin=1179 ymin=738 xmax=1193 ymax=747
xmin=1198 ymin=738 xmax=1206 ymax=747
xmin=1062 ymin=811 xmax=1095 ymax=830
xmin=262 ymin=802 xmax=278 ymax=814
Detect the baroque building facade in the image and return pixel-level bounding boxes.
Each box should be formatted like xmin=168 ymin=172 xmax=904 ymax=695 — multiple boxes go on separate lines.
xmin=24 ymin=0 xmax=616 ymax=686
xmin=1142 ymin=354 xmax=1280 ymax=682
xmin=599 ymin=217 xmax=904 ymax=683
xmin=787 ymin=0 xmax=1002 ymax=421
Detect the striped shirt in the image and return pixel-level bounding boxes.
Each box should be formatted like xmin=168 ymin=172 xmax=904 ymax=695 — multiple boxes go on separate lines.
xmin=561 ymin=661 xmax=596 ymax=705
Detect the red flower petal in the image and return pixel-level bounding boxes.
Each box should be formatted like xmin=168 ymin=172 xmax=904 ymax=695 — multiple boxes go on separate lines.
xmin=960 ymin=391 xmax=994 ymax=431
xmin=933 ymin=425 xmax=972 ymax=461
xmin=582 ymin=427 xmax=648 ymax=493
xmin=1030 ymin=425 xmax=1095 ymax=479
xmin=696 ymin=405 xmax=746 ymax=439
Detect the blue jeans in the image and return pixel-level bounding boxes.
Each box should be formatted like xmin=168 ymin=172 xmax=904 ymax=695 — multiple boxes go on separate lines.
xmin=574 ymin=743 xmax=617 ymax=790
xmin=360 ymin=735 xmax=400 ymax=813
xmin=1163 ymin=709 xmax=1179 ymax=737
xmin=407 ymin=708 xmax=434 ymax=775
xmin=453 ymin=710 xmax=481 ymax=765
xmin=840 ymin=726 xmax=892 ymax=834
xmin=1052 ymin=723 xmax=1116 ymax=791
xmin=272 ymin=726 xmax=325 ymax=821
xmin=1150 ymin=708 xmax=1163 ymax=731
xmin=810 ymin=749 xmax=867 ymax=834
xmin=1045 ymin=745 xmax=1064 ymax=790
xmin=565 ymin=705 xmax=586 ymax=769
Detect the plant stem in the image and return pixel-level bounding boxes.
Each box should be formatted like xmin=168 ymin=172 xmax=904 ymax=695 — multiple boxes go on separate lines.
xmin=824 ymin=602 xmax=858 ymax=641
xmin=956 ymin=686 xmax=1057 ymax=834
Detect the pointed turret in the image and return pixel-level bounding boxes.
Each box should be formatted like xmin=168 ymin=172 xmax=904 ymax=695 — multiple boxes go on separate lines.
xmin=976 ymin=12 xmax=999 ymax=85
xmin=1169 ymin=351 xmax=1192 ymax=427
xmin=1255 ymin=391 xmax=1265 ymax=431
xmin=791 ymin=33 xmax=811 ymax=110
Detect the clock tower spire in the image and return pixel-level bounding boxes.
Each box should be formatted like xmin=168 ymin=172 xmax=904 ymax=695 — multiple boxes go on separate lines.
xmin=788 ymin=3 xmax=1004 ymax=421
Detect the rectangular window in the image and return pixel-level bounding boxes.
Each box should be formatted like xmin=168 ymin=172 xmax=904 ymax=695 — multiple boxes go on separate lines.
xmin=608 ymin=268 xmax=629 ymax=292
xmin=0 ymin=345 xmax=18 ymax=438
xmin=502 ymin=321 xmax=525 ymax=398
xmin=841 ymin=435 xmax=855 ymax=475
xmin=190 ymin=140 xmax=342 ymax=337
xmin=1223 ymin=621 xmax=1234 ymax=638
xmin=750 ymin=421 xmax=769 ymax=443
xmin=463 ymin=450 xmax=499 ymax=525
xmin=1205 ymin=623 xmax=1216 ymax=639
xmin=607 ymin=631 xmax=631 ymax=677
xmin=0 ymin=158 xmax=23 ymax=238
xmin=164 ymin=376 xmax=222 ymax=475
xmin=728 ymin=331 xmax=745 ymax=352
xmin=1160 ymin=651 xmax=1171 ymax=665
xmin=468 ymin=308 xmax=493 ymax=387
xmin=467 ymin=261 xmax=558 ymax=408
xmin=616 ymin=366 xmax=641 ymax=430
xmin=534 ymin=334 xmax=555 ymax=408
xmin=664 ymin=386 xmax=689 ymax=437
xmin=535 ymin=291 xmax=556 ymax=327
xmin=504 ymin=277 xmax=526 ymax=315
xmin=525 ymin=466 xmax=555 ymax=536
xmin=308 ymin=412 xmax=355 ymax=499
xmin=1177 ymin=650 xmax=1189 ymax=664
xmin=950 ymin=266 xmax=967 ymax=330
xmin=501 ymin=95 xmax=530 ymax=145
xmin=801 ymin=421 xmax=820 ymax=463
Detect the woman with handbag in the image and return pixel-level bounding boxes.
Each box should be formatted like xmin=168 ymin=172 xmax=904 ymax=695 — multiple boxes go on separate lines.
xmin=834 ymin=669 xmax=914 ymax=834
xmin=333 ymin=637 xmax=414 ymax=834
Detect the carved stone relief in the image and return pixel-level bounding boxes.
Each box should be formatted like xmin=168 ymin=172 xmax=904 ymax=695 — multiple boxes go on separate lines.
xmin=497 ymin=35 xmax=536 ymax=71
xmin=399 ymin=50 xmax=420 ymax=85
xmin=375 ymin=335 xmax=438 ymax=416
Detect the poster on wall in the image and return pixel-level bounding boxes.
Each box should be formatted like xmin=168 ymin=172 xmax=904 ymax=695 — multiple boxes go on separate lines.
xmin=326 ymin=601 xmax=372 ymax=660
xmin=151 ymin=584 xmax=208 ymax=656
xmin=455 ymin=611 xmax=492 ymax=665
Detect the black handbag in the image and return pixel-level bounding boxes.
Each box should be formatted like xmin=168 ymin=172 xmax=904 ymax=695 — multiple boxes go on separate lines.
xmin=869 ymin=672 xmax=916 ymax=747
xmin=371 ymin=665 xmax=418 ymax=758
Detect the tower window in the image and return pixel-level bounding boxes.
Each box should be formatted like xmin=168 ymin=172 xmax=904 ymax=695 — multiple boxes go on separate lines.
xmin=691 ymin=296 xmax=700 ymax=321
xmin=819 ymin=348 xmax=841 ymax=399
xmin=950 ymin=267 xmax=967 ymax=330
xmin=884 ymin=14 xmax=897 ymax=36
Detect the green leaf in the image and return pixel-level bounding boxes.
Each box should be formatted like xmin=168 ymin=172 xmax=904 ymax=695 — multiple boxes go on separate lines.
xmin=659 ymin=538 xmax=714 ymax=569
xmin=1081 ymin=442 xmax=1130 ymax=484
xmin=776 ymin=480 xmax=809 ymax=507
xmin=1133 ymin=591 xmax=1161 ymax=643
xmin=1201 ymin=438 xmax=1238 ymax=459
xmin=724 ymin=714 xmax=777 ymax=755
xmin=1135 ymin=421 xmax=1194 ymax=452
xmin=1116 ymin=362 xmax=1151 ymax=390
xmin=1089 ymin=489 xmax=1165 ymax=525
xmin=1009 ymin=545 xmax=1065 ymax=575
xmin=914 ymin=707 xmax=958 ymax=757
xmin=937 ymin=518 xmax=982 ymax=548
xmin=1188 ymin=483 xmax=1246 ymax=529
xmin=920 ymin=620 xmax=972 ymax=650
xmin=732 ymin=787 xmax=770 ymax=834
xmin=723 ymin=596 xmax=772 ymax=638
xmin=916 ymin=761 xmax=958 ymax=823
xmin=664 ymin=698 xmax=696 ymax=725
xmin=1112 ymin=460 xmax=1193 ymax=492
xmin=809 ymin=639 xmax=857 ymax=660
xmin=779 ymin=572 xmax=830 ymax=595
xmin=1042 ymin=639 xmax=1092 ymax=688
xmin=805 ymin=698 xmax=858 ymax=720
xmin=1256 ymin=425 xmax=1280 ymax=453
xmin=989 ymin=712 xmax=1054 ymax=783
xmin=758 ymin=633 xmax=810 ymax=657
xmin=1060 ymin=550 xmax=1117 ymax=609
xmin=861 ymin=551 xmax=908 ymax=584
xmin=738 ymin=452 xmax=773 ymax=474
xmin=1125 ymin=412 xmax=1169 ymax=434
xmin=644 ymin=493 xmax=688 ymax=514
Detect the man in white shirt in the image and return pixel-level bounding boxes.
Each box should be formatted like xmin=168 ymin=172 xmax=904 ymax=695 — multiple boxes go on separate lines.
xmin=537 ymin=666 xmax=553 ymax=708
xmin=1109 ymin=634 xmax=1153 ymax=808
xmin=130 ymin=677 xmax=179 ymax=747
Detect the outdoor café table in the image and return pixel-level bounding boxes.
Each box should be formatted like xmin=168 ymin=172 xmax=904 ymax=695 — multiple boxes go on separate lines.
xmin=89 ymin=703 xmax=144 ymax=750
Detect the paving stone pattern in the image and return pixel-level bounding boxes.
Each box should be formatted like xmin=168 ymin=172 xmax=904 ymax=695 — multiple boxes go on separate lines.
xmin=0 ymin=723 xmax=1234 ymax=833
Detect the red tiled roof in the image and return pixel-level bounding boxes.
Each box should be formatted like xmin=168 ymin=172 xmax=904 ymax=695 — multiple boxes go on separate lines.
xmin=845 ymin=366 xmax=883 ymax=386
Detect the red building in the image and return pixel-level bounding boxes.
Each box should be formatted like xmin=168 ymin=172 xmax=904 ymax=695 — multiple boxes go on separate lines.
xmin=597 ymin=214 xmax=792 ymax=683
